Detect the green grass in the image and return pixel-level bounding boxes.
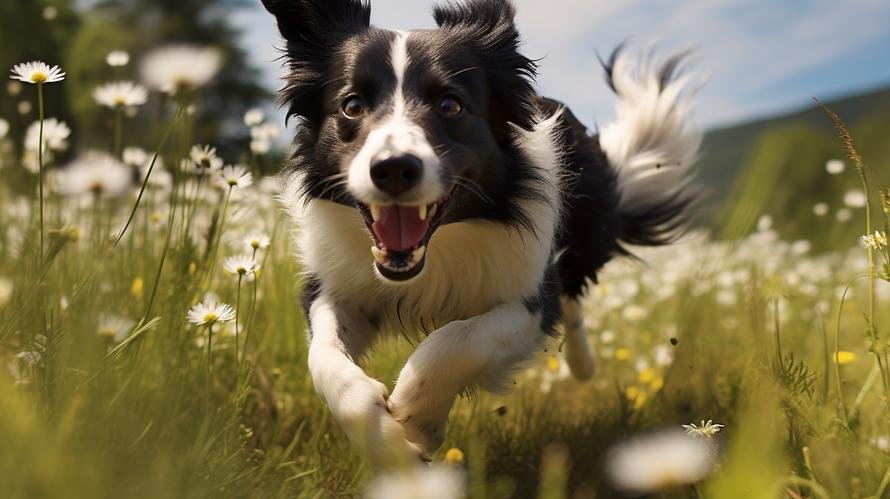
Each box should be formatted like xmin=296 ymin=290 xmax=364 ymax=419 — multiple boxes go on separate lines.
xmin=2 ymin=87 xmax=890 ymax=498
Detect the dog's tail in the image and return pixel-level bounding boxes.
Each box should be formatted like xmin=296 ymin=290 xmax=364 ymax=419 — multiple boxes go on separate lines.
xmin=599 ymin=47 xmax=702 ymax=247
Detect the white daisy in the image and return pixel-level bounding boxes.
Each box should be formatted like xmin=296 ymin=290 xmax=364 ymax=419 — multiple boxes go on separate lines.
xmin=220 ymin=165 xmax=253 ymax=189
xmin=836 ymin=208 xmax=852 ymax=222
xmin=825 ymin=159 xmax=845 ymax=175
xmin=813 ymin=203 xmax=829 ymax=217
xmin=244 ymin=233 xmax=271 ymax=252
xmin=0 ymin=118 xmax=9 ymax=139
xmin=7 ymin=81 xmax=22 ymax=96
xmin=123 ymin=147 xmax=148 ymax=167
xmin=25 ymin=117 xmax=71 ymax=152
xmin=9 ymin=61 xmax=66 ymax=84
xmin=244 ymin=108 xmax=264 ymax=127
xmin=42 ymin=6 xmax=58 ymax=21
xmin=251 ymin=122 xmax=280 ymax=142
xmin=250 ymin=139 xmax=271 ymax=155
xmin=844 ymin=190 xmax=867 ymax=209
xmin=682 ymin=420 xmax=725 ymax=439
xmin=189 ymin=144 xmax=223 ymax=174
xmin=187 ymin=295 xmax=235 ymax=326
xmin=223 ymin=254 xmax=260 ymax=281
xmin=56 ymin=151 xmax=133 ymax=198
xmin=93 ymin=81 xmax=148 ymax=108
xmin=141 ymin=45 xmax=222 ymax=95
xmin=366 ymin=465 xmax=465 ymax=499
xmin=17 ymin=101 xmax=32 ymax=115
xmin=106 ymin=50 xmax=130 ymax=67
xmin=96 ymin=314 xmax=134 ymax=343
xmin=607 ymin=430 xmax=716 ymax=494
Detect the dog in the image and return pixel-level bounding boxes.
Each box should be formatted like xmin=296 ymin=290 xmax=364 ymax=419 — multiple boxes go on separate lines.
xmin=262 ymin=0 xmax=700 ymax=467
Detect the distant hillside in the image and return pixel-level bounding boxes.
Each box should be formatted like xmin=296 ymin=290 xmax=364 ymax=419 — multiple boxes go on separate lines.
xmin=697 ymin=85 xmax=890 ymax=247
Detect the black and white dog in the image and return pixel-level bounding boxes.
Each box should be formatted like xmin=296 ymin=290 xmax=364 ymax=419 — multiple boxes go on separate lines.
xmin=262 ymin=0 xmax=700 ymax=466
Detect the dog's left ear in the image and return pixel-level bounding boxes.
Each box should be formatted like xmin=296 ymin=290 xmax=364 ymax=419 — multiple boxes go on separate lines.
xmin=434 ymin=0 xmax=538 ymax=135
xmin=262 ymin=0 xmax=372 ymax=126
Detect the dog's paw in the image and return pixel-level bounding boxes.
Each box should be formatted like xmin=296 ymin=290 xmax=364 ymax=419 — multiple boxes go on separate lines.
xmin=388 ymin=378 xmax=452 ymax=455
xmin=335 ymin=377 xmax=429 ymax=467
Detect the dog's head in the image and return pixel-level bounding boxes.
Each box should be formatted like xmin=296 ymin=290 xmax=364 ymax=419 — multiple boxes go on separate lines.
xmin=264 ymin=0 xmax=538 ymax=282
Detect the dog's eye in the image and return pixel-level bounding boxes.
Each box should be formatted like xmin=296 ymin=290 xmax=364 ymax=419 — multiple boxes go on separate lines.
xmin=438 ymin=96 xmax=463 ymax=117
xmin=342 ymin=96 xmax=365 ymax=118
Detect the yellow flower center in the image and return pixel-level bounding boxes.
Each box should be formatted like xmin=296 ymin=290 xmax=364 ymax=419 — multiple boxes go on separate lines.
xmin=31 ymin=71 xmax=48 ymax=83
xmin=202 ymin=312 xmax=218 ymax=323
xmin=113 ymin=95 xmax=127 ymax=107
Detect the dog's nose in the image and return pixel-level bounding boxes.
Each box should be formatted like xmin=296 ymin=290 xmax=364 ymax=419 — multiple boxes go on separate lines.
xmin=370 ymin=154 xmax=423 ymax=197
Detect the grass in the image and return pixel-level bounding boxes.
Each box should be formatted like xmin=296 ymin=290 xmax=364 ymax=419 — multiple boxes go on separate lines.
xmin=1 ymin=75 xmax=890 ymax=498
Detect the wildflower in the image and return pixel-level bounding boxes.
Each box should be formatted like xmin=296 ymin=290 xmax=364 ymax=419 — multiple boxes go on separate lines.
xmin=757 ymin=215 xmax=773 ymax=232
xmin=17 ymin=101 xmax=31 ymax=115
xmin=861 ymin=231 xmax=887 ymax=251
xmin=189 ymin=145 xmax=223 ymax=174
xmin=825 ymin=159 xmax=845 ymax=175
xmin=42 ymin=6 xmax=58 ymax=21
xmin=844 ymin=190 xmax=867 ymax=208
xmin=649 ymin=376 xmax=664 ymax=391
xmin=244 ymin=108 xmax=264 ymax=126
xmin=0 ymin=118 xmax=8 ymax=139
xmin=0 ymin=277 xmax=12 ymax=309
xmin=93 ymin=81 xmax=148 ymax=108
xmin=187 ymin=295 xmax=235 ymax=326
xmin=131 ymin=277 xmax=144 ymax=299
xmin=106 ymin=50 xmax=130 ymax=67
xmin=9 ymin=61 xmax=66 ymax=84
xmin=836 ymin=208 xmax=852 ymax=222
xmin=223 ymin=254 xmax=260 ymax=281
xmin=56 ymin=151 xmax=132 ymax=198
xmin=123 ymin=147 xmax=148 ymax=168
xmin=638 ymin=367 xmax=656 ymax=384
xmin=607 ymin=430 xmax=716 ymax=494
xmin=615 ymin=348 xmax=631 ymax=361
xmin=25 ymin=117 xmax=71 ymax=152
xmin=7 ymin=81 xmax=22 ymax=96
xmin=250 ymin=139 xmax=271 ymax=155
xmin=622 ymin=304 xmax=646 ymax=321
xmin=682 ymin=420 xmax=724 ymax=439
xmin=833 ymin=351 xmax=858 ymax=365
xmin=220 ymin=165 xmax=253 ymax=189
xmin=444 ymin=448 xmax=465 ymax=465
xmin=881 ymin=189 xmax=890 ymax=215
xmin=251 ymin=122 xmax=280 ymax=142
xmin=366 ymin=465 xmax=465 ymax=499
xmin=244 ymin=233 xmax=271 ymax=252
xmin=96 ymin=314 xmax=134 ymax=343
xmin=813 ymin=203 xmax=829 ymax=216
xmin=141 ymin=45 xmax=222 ymax=96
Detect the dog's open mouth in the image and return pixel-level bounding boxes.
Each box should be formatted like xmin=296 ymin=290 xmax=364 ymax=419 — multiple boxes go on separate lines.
xmin=358 ymin=193 xmax=451 ymax=281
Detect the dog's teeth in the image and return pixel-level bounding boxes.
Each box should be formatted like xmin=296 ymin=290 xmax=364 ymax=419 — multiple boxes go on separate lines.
xmin=428 ymin=204 xmax=438 ymax=220
xmin=370 ymin=204 xmax=381 ymax=222
xmin=371 ymin=246 xmax=387 ymax=264
xmin=411 ymin=245 xmax=426 ymax=262
xmin=418 ymin=204 xmax=428 ymax=221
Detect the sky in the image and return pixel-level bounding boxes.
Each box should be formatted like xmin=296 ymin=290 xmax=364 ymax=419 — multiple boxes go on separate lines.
xmin=232 ymin=0 xmax=890 ymax=132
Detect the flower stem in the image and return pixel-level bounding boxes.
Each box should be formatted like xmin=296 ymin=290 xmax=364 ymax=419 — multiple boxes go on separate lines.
xmin=114 ymin=106 xmax=184 ymax=247
xmin=114 ymin=107 xmax=123 ymax=160
xmin=36 ymin=84 xmax=45 ymax=263
xmin=235 ymin=274 xmax=242 ymax=375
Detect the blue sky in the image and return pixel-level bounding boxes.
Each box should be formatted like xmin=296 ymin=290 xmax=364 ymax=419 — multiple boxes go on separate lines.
xmin=232 ymin=0 xmax=890 ymax=131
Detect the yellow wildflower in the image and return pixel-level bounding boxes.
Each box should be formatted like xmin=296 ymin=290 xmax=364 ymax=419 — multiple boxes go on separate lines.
xmin=130 ymin=277 xmax=144 ymax=299
xmin=833 ymin=351 xmax=857 ymax=365
xmin=444 ymin=447 xmax=464 ymax=465
xmin=615 ymin=348 xmax=631 ymax=361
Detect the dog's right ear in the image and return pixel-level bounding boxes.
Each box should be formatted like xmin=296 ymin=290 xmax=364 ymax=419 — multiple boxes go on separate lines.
xmin=262 ymin=0 xmax=372 ymax=125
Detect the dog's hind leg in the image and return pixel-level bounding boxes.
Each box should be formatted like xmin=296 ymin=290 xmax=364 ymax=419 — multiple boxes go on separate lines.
xmin=561 ymin=296 xmax=595 ymax=381
xmin=388 ymin=302 xmax=548 ymax=454
xmin=305 ymin=293 xmax=426 ymax=468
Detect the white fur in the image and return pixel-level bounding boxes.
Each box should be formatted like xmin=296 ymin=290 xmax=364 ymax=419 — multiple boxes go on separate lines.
xmin=599 ymin=51 xmax=702 ymax=214
xmin=347 ymin=30 xmax=442 ymax=206
xmin=560 ymin=297 xmax=595 ymax=381
xmin=389 ymin=302 xmax=547 ymax=453
xmin=307 ymin=295 xmax=424 ymax=468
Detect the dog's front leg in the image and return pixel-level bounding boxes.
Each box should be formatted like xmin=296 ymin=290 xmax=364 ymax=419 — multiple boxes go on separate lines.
xmin=389 ymin=302 xmax=548 ymax=453
xmin=307 ymin=294 xmax=425 ymax=468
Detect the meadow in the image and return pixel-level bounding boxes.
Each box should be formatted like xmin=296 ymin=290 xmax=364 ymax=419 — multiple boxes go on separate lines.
xmin=1 ymin=47 xmax=890 ymax=498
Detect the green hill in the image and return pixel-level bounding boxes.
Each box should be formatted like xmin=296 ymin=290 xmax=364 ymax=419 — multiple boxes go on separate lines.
xmin=697 ymin=85 xmax=890 ymax=247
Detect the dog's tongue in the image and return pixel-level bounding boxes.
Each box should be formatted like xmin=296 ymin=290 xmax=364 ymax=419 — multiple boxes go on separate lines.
xmin=372 ymin=205 xmax=430 ymax=252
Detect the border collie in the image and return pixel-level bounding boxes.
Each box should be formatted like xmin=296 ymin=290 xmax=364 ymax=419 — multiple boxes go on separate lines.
xmin=262 ymin=0 xmax=700 ymax=467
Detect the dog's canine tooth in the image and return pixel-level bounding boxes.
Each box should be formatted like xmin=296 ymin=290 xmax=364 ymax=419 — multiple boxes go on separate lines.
xmin=370 ymin=204 xmax=381 ymax=222
xmin=411 ymin=245 xmax=426 ymax=262
xmin=428 ymin=204 xmax=438 ymax=220
xmin=371 ymin=246 xmax=387 ymax=264
xmin=418 ymin=204 xmax=428 ymax=221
